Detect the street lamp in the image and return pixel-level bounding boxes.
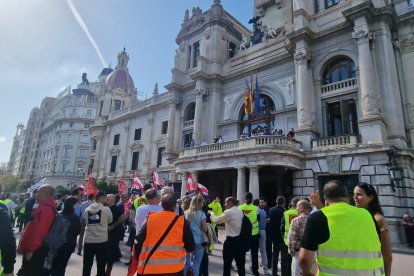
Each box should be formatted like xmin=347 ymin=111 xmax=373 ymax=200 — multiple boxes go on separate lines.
xmin=386 ymin=146 xmax=403 ymax=192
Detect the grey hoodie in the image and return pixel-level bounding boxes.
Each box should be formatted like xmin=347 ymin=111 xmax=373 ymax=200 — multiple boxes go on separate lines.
xmin=84 ymin=203 xmax=113 ymax=243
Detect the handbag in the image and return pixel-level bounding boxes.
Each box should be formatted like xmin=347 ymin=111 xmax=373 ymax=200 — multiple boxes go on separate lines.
xmin=141 ymin=215 xmax=180 ymax=274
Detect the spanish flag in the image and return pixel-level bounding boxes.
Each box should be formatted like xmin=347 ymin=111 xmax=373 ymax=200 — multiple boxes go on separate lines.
xmin=244 ymin=77 xmax=251 ymax=116
xmin=250 ymin=75 xmax=254 ymax=115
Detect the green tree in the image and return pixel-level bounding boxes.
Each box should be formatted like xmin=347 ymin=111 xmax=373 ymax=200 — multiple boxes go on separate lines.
xmin=56 ymin=186 xmax=71 ymax=196
xmin=95 ymin=177 xmax=118 ymax=194
xmin=0 ymin=174 xmax=23 ymax=193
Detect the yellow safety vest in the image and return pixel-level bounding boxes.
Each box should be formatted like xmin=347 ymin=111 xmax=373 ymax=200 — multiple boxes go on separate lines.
xmin=133 ymin=194 xmax=147 ymax=209
xmin=239 ymin=203 xmax=259 ymax=236
xmin=0 ymin=249 xmax=3 ymax=276
xmin=283 ymin=209 xmax=298 ymax=245
xmin=317 ymin=202 xmax=384 ymax=276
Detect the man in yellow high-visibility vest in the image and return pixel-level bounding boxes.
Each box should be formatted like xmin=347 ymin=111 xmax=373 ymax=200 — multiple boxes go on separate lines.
xmin=280 ymin=197 xmax=300 ymax=275
xmin=299 ymin=180 xmax=384 ymax=276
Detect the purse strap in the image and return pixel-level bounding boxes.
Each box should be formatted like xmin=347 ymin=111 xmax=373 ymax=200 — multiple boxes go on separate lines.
xmin=142 ymin=215 xmax=180 ymax=273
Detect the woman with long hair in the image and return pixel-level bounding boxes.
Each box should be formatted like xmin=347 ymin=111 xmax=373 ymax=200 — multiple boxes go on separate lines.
xmin=184 ymin=195 xmax=208 ymax=276
xmin=50 ymin=196 xmax=81 ymax=276
xmin=353 ymin=182 xmax=392 ymax=276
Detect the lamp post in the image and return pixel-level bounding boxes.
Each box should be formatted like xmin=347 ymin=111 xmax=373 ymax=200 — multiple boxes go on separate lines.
xmin=386 ymin=146 xmax=403 ymax=192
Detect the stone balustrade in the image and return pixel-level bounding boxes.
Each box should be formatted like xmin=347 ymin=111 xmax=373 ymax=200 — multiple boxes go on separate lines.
xmin=312 ymin=135 xmax=359 ymax=150
xmin=321 ymin=78 xmax=357 ymax=95
xmin=183 ymin=120 xmax=194 ymax=128
xmin=180 ymin=136 xmax=302 ymax=157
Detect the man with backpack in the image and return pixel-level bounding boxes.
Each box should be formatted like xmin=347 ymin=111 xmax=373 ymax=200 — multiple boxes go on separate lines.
xmin=209 ymin=197 xmax=246 ymax=276
xmin=17 ymin=185 xmax=56 ymax=276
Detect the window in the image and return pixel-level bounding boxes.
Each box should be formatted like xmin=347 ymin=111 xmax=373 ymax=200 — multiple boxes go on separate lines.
xmin=77 ymin=164 xmax=84 ymax=173
xmin=62 ymin=163 xmax=68 ymax=173
xmin=184 ymin=103 xmax=196 ymax=121
xmin=157 ymin=147 xmax=165 ymax=167
xmin=59 ymin=123 xmax=62 ymax=128
xmin=81 ymin=134 xmax=89 ymax=143
xmin=193 ymin=41 xmax=200 ymax=67
xmin=69 ymin=122 xmax=74 ymax=128
xmin=66 ymin=134 xmax=73 ymax=142
xmin=131 ymin=152 xmax=139 ymax=170
xmin=84 ymin=123 xmax=90 ymax=128
xmin=54 ymin=149 xmax=59 ymax=158
xmin=134 ymin=128 xmax=142 ymax=140
xmin=326 ymin=99 xmax=358 ymax=136
xmin=183 ymin=131 xmax=193 ymax=148
xmin=161 ymin=121 xmax=168 ymax=135
xmin=89 ymin=159 xmax=94 ymax=171
xmin=229 ymin=42 xmax=237 ymax=59
xmin=72 ymin=109 xmax=77 ymax=115
xmin=114 ymin=100 xmax=122 ymax=111
xmin=64 ymin=148 xmax=72 ymax=158
xmin=322 ymin=57 xmax=355 ymax=85
xmin=240 ymin=94 xmax=276 ymax=136
xmin=79 ymin=149 xmax=87 ymax=158
xmin=110 ymin=156 xmax=117 ymax=172
xmin=92 ymin=139 xmax=97 ymax=150
xmin=187 ymin=45 xmax=192 ymax=69
xmin=325 ymin=0 xmax=340 ymax=8
xmin=87 ymin=109 xmax=92 ymax=116
xmin=113 ymin=134 xmax=120 ymax=145
xmin=315 ymin=0 xmax=322 ymax=13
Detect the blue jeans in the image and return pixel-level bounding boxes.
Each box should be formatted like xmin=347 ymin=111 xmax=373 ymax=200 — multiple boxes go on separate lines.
xmin=184 ymin=243 xmax=205 ymax=276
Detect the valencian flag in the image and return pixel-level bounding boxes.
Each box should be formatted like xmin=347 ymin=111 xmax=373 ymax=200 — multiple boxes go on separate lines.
xmin=250 ymin=75 xmax=255 ymax=115
xmin=244 ymin=77 xmax=251 ymax=116
xmin=152 ymin=168 xmax=163 ymax=189
xmin=117 ymin=179 xmax=128 ymax=194
xmin=254 ymin=75 xmax=261 ymax=115
xmin=186 ymin=172 xmax=198 ymax=194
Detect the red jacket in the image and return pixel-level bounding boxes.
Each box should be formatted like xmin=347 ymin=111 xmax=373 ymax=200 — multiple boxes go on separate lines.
xmin=17 ymin=198 xmax=56 ymax=253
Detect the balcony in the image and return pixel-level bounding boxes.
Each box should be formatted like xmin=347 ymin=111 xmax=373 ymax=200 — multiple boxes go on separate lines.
xmin=180 ymin=135 xmax=301 ymax=158
xmin=183 ymin=120 xmax=194 ymax=128
xmin=312 ymin=135 xmax=359 ymax=151
xmin=321 ymin=78 xmax=357 ymax=98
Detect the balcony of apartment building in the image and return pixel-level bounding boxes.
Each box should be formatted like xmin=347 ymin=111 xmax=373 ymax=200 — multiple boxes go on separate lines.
xmin=312 ymin=56 xmax=360 ymax=151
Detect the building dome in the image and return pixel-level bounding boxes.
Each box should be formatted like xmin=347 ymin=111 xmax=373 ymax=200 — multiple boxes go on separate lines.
xmin=104 ymin=49 xmax=135 ymax=92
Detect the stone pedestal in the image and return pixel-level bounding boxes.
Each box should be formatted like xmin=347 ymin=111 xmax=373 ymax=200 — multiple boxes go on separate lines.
xmin=249 ymin=166 xmax=260 ymax=199
xmin=236 ymin=167 xmax=246 ymax=202
xmin=180 ymin=171 xmax=188 ymax=198
xmin=359 ymin=117 xmax=388 ymax=144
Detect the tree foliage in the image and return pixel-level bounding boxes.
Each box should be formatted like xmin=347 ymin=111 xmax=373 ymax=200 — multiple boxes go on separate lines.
xmin=95 ymin=177 xmax=118 ymax=194
xmin=0 ymin=174 xmax=24 ymax=193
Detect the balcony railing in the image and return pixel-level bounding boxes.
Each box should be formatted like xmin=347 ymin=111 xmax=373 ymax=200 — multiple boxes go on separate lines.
xmin=181 ymin=136 xmax=302 ymax=157
xmin=183 ymin=120 xmax=194 ymax=128
xmin=321 ymin=78 xmax=357 ymax=95
xmin=312 ymin=135 xmax=359 ymax=150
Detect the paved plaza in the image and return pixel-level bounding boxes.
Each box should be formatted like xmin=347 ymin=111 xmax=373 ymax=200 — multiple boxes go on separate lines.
xmin=13 ymin=228 xmax=414 ymax=276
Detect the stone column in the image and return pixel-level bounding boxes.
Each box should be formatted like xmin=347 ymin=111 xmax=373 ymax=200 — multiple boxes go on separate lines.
xmin=249 ymin=166 xmax=260 ymax=199
xmin=374 ymin=21 xmax=407 ymax=148
xmin=164 ymin=93 xmax=180 ymax=159
xmin=193 ymin=86 xmax=206 ymax=145
xmin=396 ymin=34 xmax=414 ymax=144
xmin=352 ymin=22 xmax=387 ymax=144
xmin=294 ymin=48 xmax=317 ymax=150
xmin=180 ymin=171 xmax=187 ymax=199
xmin=236 ymin=167 xmax=246 ymax=202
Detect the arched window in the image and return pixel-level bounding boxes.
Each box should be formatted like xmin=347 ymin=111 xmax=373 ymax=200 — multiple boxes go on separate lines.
xmin=184 ymin=102 xmax=196 ymax=121
xmin=239 ymin=94 xmax=276 ymax=136
xmin=322 ymin=57 xmax=355 ymax=85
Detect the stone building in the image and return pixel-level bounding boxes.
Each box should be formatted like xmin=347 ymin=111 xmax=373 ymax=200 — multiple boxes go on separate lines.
xmin=69 ymin=0 xmax=414 ymax=243
xmin=7 ymin=123 xmax=25 ymax=175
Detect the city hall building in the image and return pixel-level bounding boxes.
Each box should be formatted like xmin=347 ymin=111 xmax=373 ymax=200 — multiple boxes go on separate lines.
xmin=11 ymin=0 xmax=414 ymax=243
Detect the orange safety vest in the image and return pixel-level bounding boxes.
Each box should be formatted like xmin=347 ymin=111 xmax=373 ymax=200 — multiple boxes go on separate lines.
xmin=137 ymin=211 xmax=186 ymax=275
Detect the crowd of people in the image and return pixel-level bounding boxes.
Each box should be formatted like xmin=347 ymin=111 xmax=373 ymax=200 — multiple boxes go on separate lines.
xmin=0 ymin=179 xmax=411 ymax=275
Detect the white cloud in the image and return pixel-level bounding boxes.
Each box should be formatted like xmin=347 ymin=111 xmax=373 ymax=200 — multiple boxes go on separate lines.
xmin=0 ymin=136 xmax=6 ymax=144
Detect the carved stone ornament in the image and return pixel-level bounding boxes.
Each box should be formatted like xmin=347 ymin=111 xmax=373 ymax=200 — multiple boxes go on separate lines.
xmin=154 ymin=135 xmax=167 ymax=145
xmin=406 ymin=103 xmax=414 ymax=123
xmin=223 ymin=96 xmax=234 ymax=120
xmin=194 ymin=86 xmax=207 ymax=97
xmin=109 ymin=146 xmax=121 ymax=154
xmin=129 ymin=141 xmax=143 ymax=150
xmin=361 ymin=94 xmax=380 ymax=117
xmin=352 ymin=29 xmax=373 ymax=43
xmin=294 ymin=51 xmax=311 ymax=64
xmin=298 ymin=108 xmax=314 ymax=128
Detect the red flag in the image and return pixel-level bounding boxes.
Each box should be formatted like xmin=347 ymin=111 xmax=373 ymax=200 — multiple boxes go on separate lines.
xmin=88 ymin=174 xmax=98 ymax=195
xmin=132 ymin=175 xmax=144 ymax=190
xmin=117 ymin=179 xmax=128 ymax=194
xmin=125 ymin=194 xmax=137 ymax=215
xmin=197 ymin=183 xmax=209 ymax=197
xmin=186 ymin=172 xmax=198 ymax=194
xmin=152 ymin=168 xmax=163 ymax=189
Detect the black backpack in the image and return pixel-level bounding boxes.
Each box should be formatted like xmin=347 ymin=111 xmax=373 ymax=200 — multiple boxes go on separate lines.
xmin=43 ymin=209 xmax=71 ymax=250
xmin=239 ymin=214 xmax=252 ymax=252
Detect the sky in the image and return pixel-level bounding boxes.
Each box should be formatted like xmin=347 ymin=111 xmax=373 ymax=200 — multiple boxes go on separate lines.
xmin=0 ymin=0 xmax=253 ymax=163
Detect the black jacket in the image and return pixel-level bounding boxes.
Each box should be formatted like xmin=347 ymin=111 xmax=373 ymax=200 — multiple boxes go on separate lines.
xmin=0 ymin=203 xmax=16 ymax=274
